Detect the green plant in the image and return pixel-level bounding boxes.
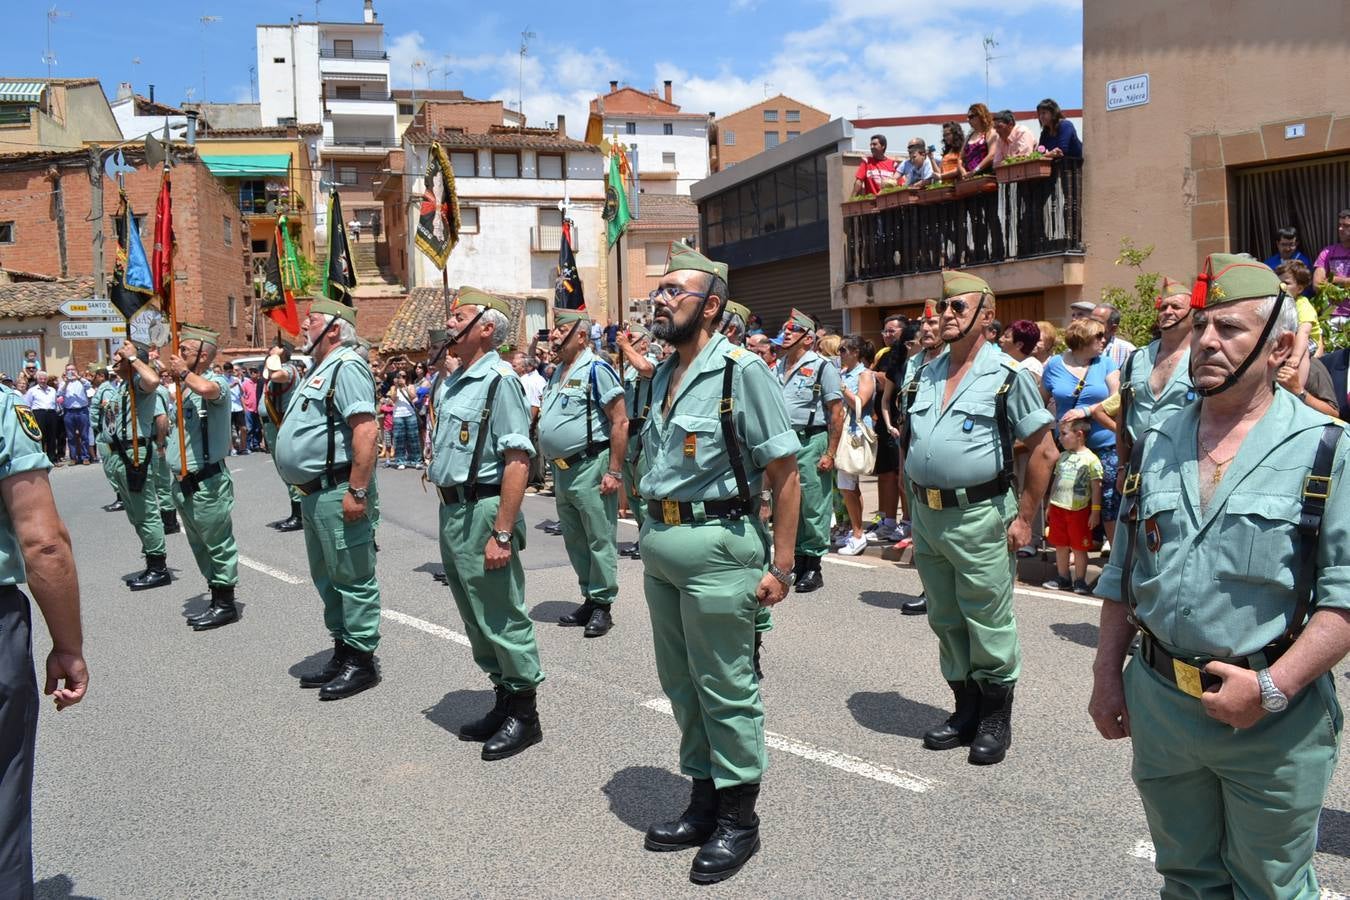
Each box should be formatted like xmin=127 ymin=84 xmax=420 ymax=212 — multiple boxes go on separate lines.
xmin=1313 ymin=281 xmax=1350 ymax=351
xmin=999 ymin=151 xmax=1046 ymax=166
xmin=846 ymin=193 xmax=872 ymax=203
xmin=1098 ymin=237 xmax=1161 ymax=348
xmin=877 ymin=184 xmax=910 ymax=195
xmin=294 ymin=252 xmax=322 ymax=295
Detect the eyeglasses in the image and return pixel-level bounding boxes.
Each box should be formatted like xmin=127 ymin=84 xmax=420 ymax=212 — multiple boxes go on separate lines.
xmin=936 ymin=298 xmax=976 ymax=315
xmin=648 ymin=285 xmax=712 ymax=305
xmin=907 ymin=145 xmax=924 ymax=153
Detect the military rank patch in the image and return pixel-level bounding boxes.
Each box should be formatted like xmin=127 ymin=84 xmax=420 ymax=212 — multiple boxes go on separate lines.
xmin=459 ymin=424 xmax=470 ymax=445
xmin=800 ymin=367 xmax=814 ymax=377
xmin=13 ymin=405 xmax=40 ymax=442
xmin=1144 ymin=517 xmax=1162 ymax=553
xmin=683 ymin=433 xmax=697 ymax=457
xmin=309 ymin=376 xmax=325 ymax=389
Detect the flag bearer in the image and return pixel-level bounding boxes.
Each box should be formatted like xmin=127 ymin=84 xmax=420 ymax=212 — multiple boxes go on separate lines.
xmin=262 ymin=339 xmax=304 ymax=532
xmin=614 ymin=322 xmax=659 ymax=558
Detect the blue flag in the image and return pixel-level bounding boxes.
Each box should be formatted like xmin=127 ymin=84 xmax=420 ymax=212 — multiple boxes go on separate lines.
xmin=109 ymin=191 xmax=155 ymax=321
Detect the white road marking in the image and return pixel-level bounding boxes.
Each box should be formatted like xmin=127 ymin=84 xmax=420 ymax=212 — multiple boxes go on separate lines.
xmin=640 ymin=698 xmax=939 ymax=794
xmin=1014 ymin=586 xmax=1103 ymax=608
xmin=822 ymin=556 xmax=874 ymax=569
xmin=380 ymin=609 xmax=472 ymax=647
xmin=238 ymin=556 xmax=307 ymax=585
xmin=1129 ymin=838 xmax=1347 ymax=899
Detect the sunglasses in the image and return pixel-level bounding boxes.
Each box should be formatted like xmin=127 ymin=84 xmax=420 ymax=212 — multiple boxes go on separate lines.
xmin=648 ymin=285 xmax=712 ymax=304
xmin=936 ymin=298 xmax=979 ymax=315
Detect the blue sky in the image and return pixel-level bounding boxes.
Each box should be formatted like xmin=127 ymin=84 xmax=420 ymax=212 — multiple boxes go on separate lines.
xmin=11 ymin=0 xmax=1083 ymax=137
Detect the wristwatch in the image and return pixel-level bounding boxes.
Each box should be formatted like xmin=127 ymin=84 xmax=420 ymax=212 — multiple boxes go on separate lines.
xmin=767 ymin=563 xmax=797 ymax=588
xmin=493 ymin=530 xmax=513 ymax=546
xmin=1256 ymin=668 xmax=1288 ymax=713
xmin=347 ymin=486 xmax=368 ymax=501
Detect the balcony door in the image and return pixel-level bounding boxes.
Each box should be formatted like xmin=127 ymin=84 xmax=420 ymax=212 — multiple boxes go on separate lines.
xmin=1231 ymin=154 xmax=1350 ymax=262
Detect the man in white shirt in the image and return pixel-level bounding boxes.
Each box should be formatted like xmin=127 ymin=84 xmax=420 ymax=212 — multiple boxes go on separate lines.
xmin=58 ymin=366 xmax=93 ymax=465
xmin=511 ymin=350 xmax=548 ymax=489
xmin=23 ymin=370 xmax=60 ymax=463
xmin=1092 ymin=303 xmax=1137 ymax=368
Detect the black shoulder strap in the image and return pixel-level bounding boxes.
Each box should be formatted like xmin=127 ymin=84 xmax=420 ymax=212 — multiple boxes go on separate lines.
xmin=804 ymin=364 xmax=826 ymax=430
xmin=465 ymin=374 xmax=503 ymax=492
xmin=323 ymin=360 xmax=347 ymax=480
xmin=721 ymin=358 xmax=752 ymax=510
xmin=1281 ymin=423 xmax=1342 ymax=647
xmin=1120 ymin=349 xmax=1143 ymax=443
xmin=1118 ymin=430 xmax=1151 ymax=629
xmin=899 ymin=362 xmax=927 ymax=454
xmin=994 ymin=367 xmax=1018 ymax=488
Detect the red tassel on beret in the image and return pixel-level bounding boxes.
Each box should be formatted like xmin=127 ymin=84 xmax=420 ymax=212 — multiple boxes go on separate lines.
xmin=1190 ymin=272 xmax=1211 ymax=309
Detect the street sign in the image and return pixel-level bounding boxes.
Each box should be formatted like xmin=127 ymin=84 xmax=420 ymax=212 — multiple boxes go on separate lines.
xmin=59 ymin=299 xmax=117 ymax=317
xmin=59 ymin=320 xmax=127 ymax=340
xmin=1107 ymin=73 xmax=1149 ymax=111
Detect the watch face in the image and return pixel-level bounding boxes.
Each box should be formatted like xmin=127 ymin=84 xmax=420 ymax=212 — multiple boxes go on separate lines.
xmin=1262 ymin=693 xmax=1289 ymax=713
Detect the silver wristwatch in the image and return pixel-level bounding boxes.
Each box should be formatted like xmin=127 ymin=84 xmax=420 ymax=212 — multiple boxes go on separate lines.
xmin=767 ymin=563 xmax=796 ymax=588
xmin=1257 ymin=668 xmax=1288 ymax=713
xmin=493 ymin=530 xmax=513 ymax=546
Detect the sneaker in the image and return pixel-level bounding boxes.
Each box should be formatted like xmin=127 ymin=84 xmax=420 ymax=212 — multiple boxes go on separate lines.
xmin=839 ymin=534 xmax=868 ymax=556
xmin=875 ymin=521 xmax=904 ymax=543
xmin=1072 ymin=579 xmax=1093 ymax=596
xmin=1016 ymin=545 xmax=1038 ymax=559
xmin=833 ymin=532 xmax=852 ymax=548
xmin=896 ymin=520 xmax=912 ymax=539
xmin=397 ymin=464 xmax=406 ymax=470
xmin=1042 ymin=575 xmax=1072 ymax=591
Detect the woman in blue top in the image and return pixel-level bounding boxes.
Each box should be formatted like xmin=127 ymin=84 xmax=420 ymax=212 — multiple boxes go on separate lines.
xmin=1042 ymin=317 xmax=1120 ymax=538
xmin=1036 ymin=98 xmax=1082 ymax=159
xmin=836 ymin=335 xmax=876 ymax=557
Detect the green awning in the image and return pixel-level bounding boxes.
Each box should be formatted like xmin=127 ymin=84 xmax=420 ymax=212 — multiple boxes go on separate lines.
xmin=0 ymin=82 xmax=45 ymax=104
xmin=200 ymin=154 xmax=292 ymax=177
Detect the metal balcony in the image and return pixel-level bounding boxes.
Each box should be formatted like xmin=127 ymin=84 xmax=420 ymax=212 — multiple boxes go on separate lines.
xmin=319 ymin=48 xmax=388 ymax=60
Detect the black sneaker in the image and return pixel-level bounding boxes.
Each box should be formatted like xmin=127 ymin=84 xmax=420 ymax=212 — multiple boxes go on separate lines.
xmin=1041 ymin=575 xmax=1071 ymax=591
xmin=1072 ymin=579 xmax=1093 ymax=596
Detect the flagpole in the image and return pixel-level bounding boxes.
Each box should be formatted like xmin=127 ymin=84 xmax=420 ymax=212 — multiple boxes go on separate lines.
xmin=442 ymin=267 xmax=450 ymax=323
xmin=613 ymin=224 xmax=624 ymax=383
xmin=163 ymin=164 xmax=188 ymax=478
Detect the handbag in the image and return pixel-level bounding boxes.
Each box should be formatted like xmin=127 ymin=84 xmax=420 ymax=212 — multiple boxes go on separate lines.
xmin=836 ymin=396 xmax=877 ymax=476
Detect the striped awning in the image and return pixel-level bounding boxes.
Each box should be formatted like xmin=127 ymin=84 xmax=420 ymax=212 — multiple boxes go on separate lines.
xmin=200 ymin=154 xmax=292 ymax=177
xmin=0 ymin=82 xmax=45 ymax=104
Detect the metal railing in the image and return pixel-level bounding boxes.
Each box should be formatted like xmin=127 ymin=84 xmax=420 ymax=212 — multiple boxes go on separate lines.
xmin=843 ymin=158 xmax=1083 ymax=283
xmin=322 ymin=137 xmax=397 ymax=150
xmin=325 ymin=91 xmax=392 ymax=103
xmin=319 ymin=48 xmax=388 ymax=60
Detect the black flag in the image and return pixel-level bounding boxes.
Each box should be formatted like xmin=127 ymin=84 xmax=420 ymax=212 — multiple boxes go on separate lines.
xmin=326 ymin=189 xmax=357 ymax=304
xmin=554 ymin=218 xmax=585 ymax=310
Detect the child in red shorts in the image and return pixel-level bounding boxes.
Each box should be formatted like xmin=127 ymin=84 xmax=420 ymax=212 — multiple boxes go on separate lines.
xmin=1042 ymin=419 xmax=1102 ymax=594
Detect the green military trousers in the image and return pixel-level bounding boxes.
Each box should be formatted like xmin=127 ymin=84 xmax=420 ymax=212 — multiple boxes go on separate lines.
xmin=264 ymin=421 xmax=302 ymax=505
xmin=171 ymin=469 xmax=239 ymax=588
xmin=623 ymin=457 xmax=646 ymax=529
xmin=793 ymin=429 xmax=833 ymax=558
xmin=911 ymin=492 xmax=1020 ymax=684
xmin=105 ymin=450 xmax=165 ymax=557
xmin=153 ymin=448 xmax=173 ymax=514
xmin=301 ymin=482 xmax=381 ymax=653
xmin=97 ymin=438 xmax=120 ymax=498
xmin=1123 ymin=656 xmax=1341 ymax=899
xmin=554 ymin=451 xmax=618 ymax=606
xmin=438 ymin=495 xmax=543 ymax=693
xmin=642 ymin=516 xmax=769 ymax=788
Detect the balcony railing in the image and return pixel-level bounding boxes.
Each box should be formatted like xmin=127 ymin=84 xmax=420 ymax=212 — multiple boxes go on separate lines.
xmin=238 ymin=191 xmax=293 ymax=217
xmin=325 ymin=90 xmax=392 ymax=102
xmin=843 ymin=158 xmax=1083 ymax=283
xmin=322 ymin=137 xmax=397 ymax=150
xmin=319 ymin=48 xmax=388 ymax=60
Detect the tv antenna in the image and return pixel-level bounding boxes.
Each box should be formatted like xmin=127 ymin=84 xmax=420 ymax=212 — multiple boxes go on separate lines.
xmin=982 ymin=36 xmax=1002 ymax=103
xmin=518 ymin=26 xmax=536 ymax=124
xmin=200 ymin=15 xmax=223 ymax=102
xmin=763 ymin=81 xmax=772 ymax=99
xmin=44 ymin=6 xmax=71 ymax=76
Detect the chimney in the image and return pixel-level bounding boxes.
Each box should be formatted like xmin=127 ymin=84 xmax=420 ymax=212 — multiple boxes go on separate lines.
xmin=363 ymin=0 xmax=375 ymax=23
xmin=556 ymin=113 xmax=566 ymax=137
xmin=663 ymin=80 xmax=672 ymax=103
xmin=116 ymin=82 xmax=134 ymax=101
xmin=185 ymin=110 xmax=198 ymax=146
xmin=149 ymin=83 xmax=155 ymax=103
xmin=609 ymin=80 xmax=618 ymax=92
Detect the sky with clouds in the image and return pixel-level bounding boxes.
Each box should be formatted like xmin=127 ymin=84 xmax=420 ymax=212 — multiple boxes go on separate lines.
xmin=12 ymin=0 xmax=1082 ymax=137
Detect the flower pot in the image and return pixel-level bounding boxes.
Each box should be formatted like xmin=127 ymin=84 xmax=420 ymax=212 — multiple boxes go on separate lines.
xmin=995 ymin=158 xmax=1054 ymax=184
xmin=876 ymin=189 xmax=918 ymax=210
xmin=842 ymin=197 xmax=877 ymax=218
xmin=917 ymin=185 xmax=956 ymax=204
xmin=954 ymin=175 xmax=998 ymax=198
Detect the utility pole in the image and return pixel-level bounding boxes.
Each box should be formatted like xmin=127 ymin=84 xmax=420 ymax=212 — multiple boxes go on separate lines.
xmin=88 ymin=146 xmax=105 ymax=298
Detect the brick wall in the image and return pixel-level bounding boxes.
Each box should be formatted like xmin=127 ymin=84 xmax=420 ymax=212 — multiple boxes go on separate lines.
xmin=354 ymin=294 xmax=404 ymax=345
xmin=419 ymin=101 xmax=508 ymax=135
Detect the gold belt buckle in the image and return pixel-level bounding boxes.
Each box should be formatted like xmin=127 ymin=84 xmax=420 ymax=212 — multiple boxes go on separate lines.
xmin=661 ymin=500 xmax=681 ymax=526
xmin=926 ymin=487 xmax=943 ymax=510
xmin=1172 ymin=658 xmax=1204 ymax=698
xmin=554 ymin=457 xmax=570 ymax=470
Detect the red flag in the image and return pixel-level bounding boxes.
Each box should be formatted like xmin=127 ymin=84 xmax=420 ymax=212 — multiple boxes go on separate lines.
xmin=151 ymin=172 xmax=174 ymax=303
xmin=260 ymin=223 xmax=301 ymax=336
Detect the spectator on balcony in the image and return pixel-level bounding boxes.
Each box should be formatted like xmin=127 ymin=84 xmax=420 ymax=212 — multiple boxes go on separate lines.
xmin=1036 ymin=98 xmax=1082 ymax=159
xmin=1313 ymin=209 xmax=1350 ymax=291
xmin=1091 ymin=304 xmax=1136 ymax=368
xmin=938 ymin=122 xmax=964 ymax=180
xmin=959 ymin=104 xmax=997 ymax=177
xmin=852 ymin=134 xmax=903 ymax=196
xmin=990 ymin=110 xmax=1038 ymax=165
xmin=900 ymin=137 xmax=934 ymax=186
xmin=1263 ymin=226 xmax=1313 ymax=280
xmin=348 ymin=217 xmax=361 ymax=241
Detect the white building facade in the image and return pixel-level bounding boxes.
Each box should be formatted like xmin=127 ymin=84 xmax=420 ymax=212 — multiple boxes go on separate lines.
xmin=586 ymin=83 xmax=711 ymax=196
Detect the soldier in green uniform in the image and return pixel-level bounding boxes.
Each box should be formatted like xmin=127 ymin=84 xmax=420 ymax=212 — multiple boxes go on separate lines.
xmin=103 ymin=341 xmax=172 ymax=592
xmin=0 ymin=381 xmax=88 ymax=895
xmin=1091 ymin=254 xmax=1350 ymax=898
xmin=905 ymin=271 xmax=1056 ymax=765
xmin=274 ymin=300 xmax=383 ymax=701
xmin=164 ymin=325 xmax=241 ymax=631
xmin=153 ymin=379 xmax=179 ymax=535
xmin=774 ymin=308 xmax=843 ymax=593
xmin=614 ymin=322 xmax=659 ymax=558
xmin=262 ymin=339 xmax=304 ymax=532
xmin=637 ymin=241 xmax=801 ymax=884
xmin=90 ymin=366 xmax=124 ymax=511
xmin=540 ymin=307 xmax=628 ymax=638
xmin=429 ymin=287 xmax=545 ymax=760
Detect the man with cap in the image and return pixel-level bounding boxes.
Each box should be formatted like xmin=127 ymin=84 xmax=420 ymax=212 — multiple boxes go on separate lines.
xmin=905 ymin=271 xmax=1056 ymax=765
xmin=103 ymin=341 xmax=172 ymax=592
xmin=638 ymin=241 xmax=801 ymax=884
xmin=1069 ymin=299 xmax=1096 ymax=320
xmin=429 ymin=287 xmax=545 ymax=760
xmin=275 ymin=300 xmax=383 ymax=700
xmin=91 ymin=366 xmax=125 ymax=511
xmin=774 ymin=308 xmax=843 ymax=593
xmin=262 ymin=339 xmax=304 ymax=532
xmin=615 ymin=322 xmax=660 ymax=559
xmin=165 ymin=325 xmax=241 ymax=630
xmin=1091 ymin=253 xmax=1350 ymax=898
xmin=152 ymin=378 xmax=179 ymax=536
xmin=540 ymin=306 xmax=628 ymax=638
xmin=0 ymin=368 xmax=88 ymax=896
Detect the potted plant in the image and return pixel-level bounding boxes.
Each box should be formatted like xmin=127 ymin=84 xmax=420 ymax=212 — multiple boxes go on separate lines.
xmin=953 ymin=174 xmax=998 ymax=198
xmin=918 ymin=181 xmax=956 ymax=203
xmin=876 ymin=184 xmax=918 ymax=210
xmin=842 ymin=193 xmax=877 ymax=218
xmin=996 ymin=150 xmax=1054 ymax=184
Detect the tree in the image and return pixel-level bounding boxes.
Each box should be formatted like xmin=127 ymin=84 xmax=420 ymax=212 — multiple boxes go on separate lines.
xmin=1098 ymin=237 xmax=1160 ymax=348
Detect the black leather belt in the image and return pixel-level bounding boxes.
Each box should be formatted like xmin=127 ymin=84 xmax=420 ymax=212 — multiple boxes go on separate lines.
xmin=552 ymin=442 xmax=607 ymax=470
xmin=179 ymin=460 xmax=223 ymax=497
xmin=293 ymin=464 xmax=353 ymax=497
xmin=794 ymin=426 xmax=827 ymax=437
xmin=437 ymin=483 xmax=502 ymax=505
xmin=646 ymin=498 xmax=755 ymax=525
xmin=911 ymin=477 xmax=1008 ymax=511
xmin=1138 ymin=632 xmax=1288 ymax=699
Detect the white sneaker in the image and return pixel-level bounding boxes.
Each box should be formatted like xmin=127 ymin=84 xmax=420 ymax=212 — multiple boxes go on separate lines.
xmin=839 ymin=534 xmax=868 ymax=556
xmin=833 ymin=532 xmax=851 ymax=548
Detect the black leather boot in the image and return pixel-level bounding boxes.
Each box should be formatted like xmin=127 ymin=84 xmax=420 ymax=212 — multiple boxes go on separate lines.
xmin=690 ymin=783 xmax=761 ymax=884
xmin=558 ymin=599 xmax=597 ymax=626
xmin=644 ymin=778 xmax=717 ymax=851
xmin=795 ymin=559 xmax=824 ymax=593
xmin=968 ymin=682 xmax=1015 ymax=765
xmin=481 ymin=690 xmax=542 ymax=761
xmin=923 ymin=679 xmax=981 ymax=750
xmin=161 ymin=510 xmax=180 ymax=535
xmin=298 ymin=640 xmax=347 ymax=688
xmin=583 ymin=604 xmax=614 ymax=638
xmin=901 ymin=593 xmax=928 ymax=615
xmin=107 ymin=496 xmax=126 ymax=512
xmin=458 ymin=685 xmax=509 ymax=742
xmin=753 ymin=633 xmax=765 ymax=681
xmin=191 ymin=586 xmax=239 ymax=631
xmin=127 ymin=554 xmax=171 ymax=592
xmin=276 ymin=501 xmax=303 ymax=532
xmin=318 ymin=646 xmax=380 ymax=700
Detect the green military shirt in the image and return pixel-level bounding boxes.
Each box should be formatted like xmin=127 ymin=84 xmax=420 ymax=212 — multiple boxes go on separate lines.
xmin=166 ymin=373 xmax=232 ymax=473
xmin=263 ymin=363 xmax=300 ymax=428
xmin=1097 ymin=390 xmax=1350 ymax=658
xmin=537 ymin=347 xmax=623 ymax=459
xmin=107 ymin=375 xmax=160 ymax=467
xmin=775 ymin=350 xmax=842 ymax=428
xmin=273 ymin=346 xmax=376 ymax=485
xmin=92 ymin=381 xmax=119 ymax=441
xmin=904 ymin=341 xmax=1053 ymax=489
xmin=1121 ymin=340 xmax=1195 ymax=444
xmin=903 ymin=347 xmax=947 ymax=390
xmin=637 ymin=334 xmax=799 ymax=502
xmin=428 ymin=351 xmax=535 ymax=487
xmin=0 ymin=386 xmax=52 ymax=584
xmin=623 ymin=353 xmax=660 ymax=464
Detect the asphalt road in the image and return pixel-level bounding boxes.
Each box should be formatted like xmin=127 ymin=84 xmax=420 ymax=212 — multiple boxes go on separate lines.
xmin=25 ymin=454 xmax=1350 ymax=898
